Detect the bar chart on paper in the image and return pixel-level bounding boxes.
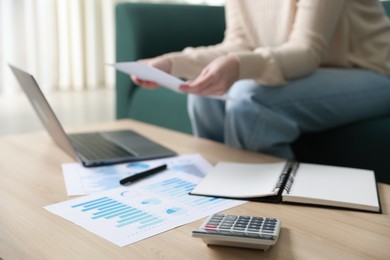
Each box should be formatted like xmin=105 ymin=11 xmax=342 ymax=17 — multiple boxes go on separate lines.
xmin=145 ymin=177 xmax=224 ymax=211
xmin=45 ymin=169 xmax=246 ymax=246
xmin=63 ymin=153 xmax=214 ymax=196
xmin=71 ymin=196 xmax=164 ymax=229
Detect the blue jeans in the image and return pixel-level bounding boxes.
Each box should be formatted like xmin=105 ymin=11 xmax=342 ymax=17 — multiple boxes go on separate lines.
xmin=188 ymin=69 xmax=390 ymax=159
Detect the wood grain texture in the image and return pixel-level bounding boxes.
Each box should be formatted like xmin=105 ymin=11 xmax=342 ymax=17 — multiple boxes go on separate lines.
xmin=1 ymin=119 xmax=389 ymax=260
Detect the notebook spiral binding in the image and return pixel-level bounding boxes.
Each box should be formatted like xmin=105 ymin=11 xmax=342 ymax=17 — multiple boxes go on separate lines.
xmin=273 ymin=161 xmax=300 ymax=193
xmin=284 ymin=161 xmax=299 ymax=194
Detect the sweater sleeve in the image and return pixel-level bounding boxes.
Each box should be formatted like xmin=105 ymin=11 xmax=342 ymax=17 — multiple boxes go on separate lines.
xmin=166 ymin=0 xmax=347 ymax=86
xmin=236 ymin=0 xmax=347 ymax=85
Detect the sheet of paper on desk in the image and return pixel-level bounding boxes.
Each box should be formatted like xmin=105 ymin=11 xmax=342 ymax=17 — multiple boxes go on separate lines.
xmin=62 ymin=154 xmax=212 ymax=196
xmin=109 ymin=62 xmax=229 ymax=100
xmin=46 ymin=154 xmax=245 ymax=247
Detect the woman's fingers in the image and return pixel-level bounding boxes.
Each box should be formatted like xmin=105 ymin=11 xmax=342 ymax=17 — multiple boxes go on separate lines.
xmin=131 ymin=76 xmax=159 ymax=88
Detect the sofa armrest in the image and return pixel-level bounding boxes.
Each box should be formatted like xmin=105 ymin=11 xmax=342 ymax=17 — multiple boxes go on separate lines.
xmin=115 ymin=3 xmax=225 ymax=128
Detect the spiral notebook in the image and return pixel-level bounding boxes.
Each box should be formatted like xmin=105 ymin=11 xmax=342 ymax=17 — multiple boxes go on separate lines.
xmin=190 ymin=161 xmax=381 ymax=213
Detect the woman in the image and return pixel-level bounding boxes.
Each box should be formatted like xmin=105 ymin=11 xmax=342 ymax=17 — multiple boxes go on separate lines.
xmin=131 ymin=0 xmax=390 ymax=159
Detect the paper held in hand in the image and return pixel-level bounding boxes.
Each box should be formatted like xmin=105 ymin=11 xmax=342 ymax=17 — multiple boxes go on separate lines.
xmin=109 ymin=62 xmax=229 ymax=100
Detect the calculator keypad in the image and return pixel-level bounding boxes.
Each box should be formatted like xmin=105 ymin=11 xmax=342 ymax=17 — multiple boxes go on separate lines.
xmin=193 ymin=214 xmax=281 ymax=250
xmin=202 ymin=214 xmax=280 ymax=240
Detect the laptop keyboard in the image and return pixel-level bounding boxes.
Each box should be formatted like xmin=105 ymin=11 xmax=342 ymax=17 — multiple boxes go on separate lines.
xmin=69 ymin=133 xmax=132 ymax=160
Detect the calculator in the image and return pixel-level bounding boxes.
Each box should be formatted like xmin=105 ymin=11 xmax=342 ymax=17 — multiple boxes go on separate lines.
xmin=192 ymin=214 xmax=281 ymax=251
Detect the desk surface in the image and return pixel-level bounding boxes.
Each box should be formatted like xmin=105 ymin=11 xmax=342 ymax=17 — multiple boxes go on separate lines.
xmin=1 ymin=119 xmax=389 ymax=260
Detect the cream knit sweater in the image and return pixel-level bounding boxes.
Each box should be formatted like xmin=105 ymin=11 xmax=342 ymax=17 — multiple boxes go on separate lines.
xmin=164 ymin=0 xmax=390 ymax=85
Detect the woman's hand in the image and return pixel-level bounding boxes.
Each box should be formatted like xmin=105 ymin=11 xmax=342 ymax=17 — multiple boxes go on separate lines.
xmin=179 ymin=54 xmax=239 ymax=96
xmin=131 ymin=56 xmax=172 ymax=89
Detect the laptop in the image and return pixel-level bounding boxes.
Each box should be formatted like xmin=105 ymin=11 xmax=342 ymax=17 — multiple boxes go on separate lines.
xmin=9 ymin=64 xmax=176 ymax=167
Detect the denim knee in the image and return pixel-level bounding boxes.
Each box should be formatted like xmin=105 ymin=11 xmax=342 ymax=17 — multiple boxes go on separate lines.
xmin=187 ymin=94 xmax=225 ymax=142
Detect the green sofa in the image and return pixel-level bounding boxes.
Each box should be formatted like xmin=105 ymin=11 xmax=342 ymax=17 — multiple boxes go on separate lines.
xmin=115 ymin=2 xmax=390 ymax=184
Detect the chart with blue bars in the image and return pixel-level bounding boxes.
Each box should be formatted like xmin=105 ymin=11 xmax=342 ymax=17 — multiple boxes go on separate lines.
xmin=69 ymin=175 xmax=226 ymax=231
xmin=71 ymin=196 xmax=165 ymax=229
xmin=65 ymin=154 xmax=211 ymax=196
xmin=145 ymin=177 xmax=223 ymax=208
xmin=45 ymin=158 xmax=245 ymax=247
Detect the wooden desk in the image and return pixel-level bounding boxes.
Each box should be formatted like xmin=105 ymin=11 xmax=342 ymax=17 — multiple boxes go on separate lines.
xmin=1 ymin=120 xmax=389 ymax=260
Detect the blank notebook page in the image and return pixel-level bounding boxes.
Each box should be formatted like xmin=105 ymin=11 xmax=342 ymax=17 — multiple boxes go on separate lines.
xmin=191 ymin=162 xmax=286 ymax=198
xmin=283 ymin=163 xmax=379 ymax=209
